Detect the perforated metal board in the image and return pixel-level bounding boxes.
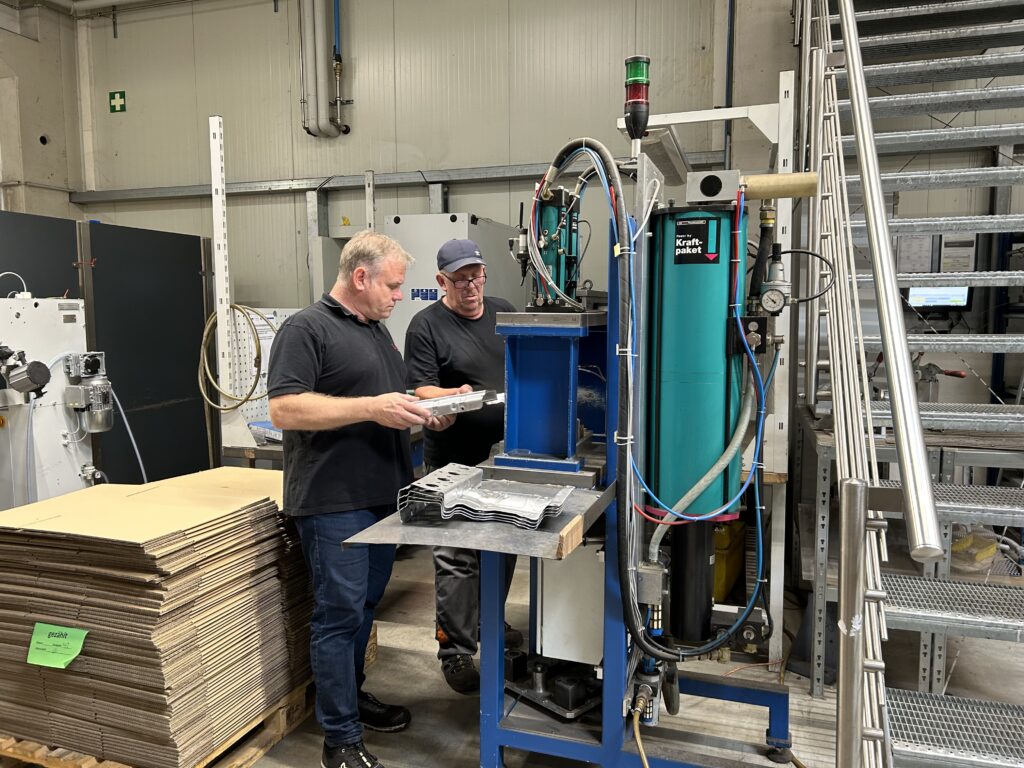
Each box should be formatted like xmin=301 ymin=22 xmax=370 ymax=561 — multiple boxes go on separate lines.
xmin=228 ymin=307 xmax=300 ymax=426
xmin=889 ymin=687 xmax=1024 ymax=767
xmin=870 ymin=401 xmax=1024 ymax=433
xmin=876 ymin=480 xmax=1024 ymax=527
xmin=882 ymin=573 xmax=1024 ymax=641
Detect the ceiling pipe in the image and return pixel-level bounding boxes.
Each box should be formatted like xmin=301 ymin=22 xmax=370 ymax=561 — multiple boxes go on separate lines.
xmin=299 ymin=0 xmax=322 ymax=136
xmin=312 ymin=0 xmax=339 ymax=137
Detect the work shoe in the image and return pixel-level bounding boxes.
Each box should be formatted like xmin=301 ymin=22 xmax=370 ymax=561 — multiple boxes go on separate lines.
xmin=321 ymin=741 xmax=384 ymax=768
xmin=442 ymin=653 xmax=480 ymax=694
xmin=357 ymin=691 xmax=411 ymax=732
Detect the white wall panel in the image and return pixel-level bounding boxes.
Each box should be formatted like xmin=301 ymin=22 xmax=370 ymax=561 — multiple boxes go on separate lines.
xmin=393 ymin=0 xmax=510 ymax=170
xmin=508 ymin=0 xmax=636 ymax=164
xmin=226 ymin=193 xmax=306 ymax=306
xmin=192 ymin=0 xmax=295 ymax=181
xmin=87 ymin=6 xmax=201 ymax=188
xmin=0 ymin=7 xmax=81 ymax=215
xmin=638 ymin=0 xmax=716 ymax=153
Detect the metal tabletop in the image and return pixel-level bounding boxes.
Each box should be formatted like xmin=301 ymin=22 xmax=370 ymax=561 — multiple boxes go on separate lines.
xmin=346 ymin=484 xmax=614 ymax=560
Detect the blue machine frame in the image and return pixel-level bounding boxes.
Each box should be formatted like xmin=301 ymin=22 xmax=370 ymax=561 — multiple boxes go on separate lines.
xmin=477 ymin=238 xmax=791 ymax=768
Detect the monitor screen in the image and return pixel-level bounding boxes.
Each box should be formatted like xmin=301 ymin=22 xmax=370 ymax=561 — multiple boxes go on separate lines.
xmin=906 ymin=286 xmax=970 ymax=309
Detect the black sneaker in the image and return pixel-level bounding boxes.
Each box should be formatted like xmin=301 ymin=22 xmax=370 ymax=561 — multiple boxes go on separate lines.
xmin=357 ymin=691 xmax=411 ymax=732
xmin=321 ymin=741 xmax=383 ymax=768
xmin=442 ymin=653 xmax=480 ymax=694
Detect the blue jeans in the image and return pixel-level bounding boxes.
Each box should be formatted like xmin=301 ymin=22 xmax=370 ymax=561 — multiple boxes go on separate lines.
xmin=293 ymin=506 xmax=396 ymax=747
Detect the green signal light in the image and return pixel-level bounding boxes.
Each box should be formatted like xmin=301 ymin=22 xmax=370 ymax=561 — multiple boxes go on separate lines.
xmin=625 ymin=56 xmax=650 ymax=85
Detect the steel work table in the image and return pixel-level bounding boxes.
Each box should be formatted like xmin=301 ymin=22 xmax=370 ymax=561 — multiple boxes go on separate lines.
xmin=346 ymin=484 xmax=613 ymax=560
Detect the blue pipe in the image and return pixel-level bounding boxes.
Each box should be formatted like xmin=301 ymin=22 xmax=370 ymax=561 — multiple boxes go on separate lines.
xmin=333 ymin=0 xmax=341 ymax=57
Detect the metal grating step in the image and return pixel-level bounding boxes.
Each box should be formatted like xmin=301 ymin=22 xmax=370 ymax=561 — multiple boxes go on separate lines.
xmin=877 ymin=479 xmax=1024 ymax=526
xmin=856 ymin=270 xmax=1024 ymax=289
xmin=869 ymin=401 xmax=1024 ymax=432
xmin=838 ymin=85 xmax=1024 ymax=119
xmin=883 ymin=573 xmax=1024 ymax=641
xmin=834 ymin=20 xmax=1024 ymax=62
xmin=838 ymin=52 xmax=1024 ymax=89
xmin=847 ymin=166 xmax=1024 ymax=193
xmin=888 ymin=687 xmax=1024 ymax=767
xmin=843 ymin=124 xmax=1024 ymax=156
xmin=859 ymin=334 xmax=1024 ymax=354
xmin=831 ymin=0 xmax=1024 ymax=33
xmin=850 ymin=214 xmax=1024 ymax=236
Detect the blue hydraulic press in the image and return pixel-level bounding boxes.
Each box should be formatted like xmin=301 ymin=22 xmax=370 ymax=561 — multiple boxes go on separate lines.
xmin=473 ymin=59 xmax=795 ymax=766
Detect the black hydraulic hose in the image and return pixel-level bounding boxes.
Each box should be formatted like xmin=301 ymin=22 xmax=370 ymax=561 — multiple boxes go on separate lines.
xmin=748 ymin=222 xmax=774 ymax=300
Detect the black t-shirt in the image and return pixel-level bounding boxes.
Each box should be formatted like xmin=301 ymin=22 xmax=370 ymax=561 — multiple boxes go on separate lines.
xmin=404 ymin=296 xmax=515 ymax=467
xmin=267 ymin=293 xmax=412 ymax=516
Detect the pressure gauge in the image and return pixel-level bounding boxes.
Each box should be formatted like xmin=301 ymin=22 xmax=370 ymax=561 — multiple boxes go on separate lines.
xmin=760 ymin=288 xmax=787 ymax=315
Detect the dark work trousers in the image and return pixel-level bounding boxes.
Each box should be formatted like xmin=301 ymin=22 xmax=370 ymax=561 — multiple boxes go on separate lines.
xmin=428 ymin=465 xmax=517 ymax=659
xmin=434 ymin=546 xmax=517 ymax=659
xmin=293 ymin=506 xmax=396 ymax=747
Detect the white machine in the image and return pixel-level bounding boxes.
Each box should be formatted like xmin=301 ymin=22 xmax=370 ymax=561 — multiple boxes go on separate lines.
xmin=0 ymin=298 xmax=112 ymax=511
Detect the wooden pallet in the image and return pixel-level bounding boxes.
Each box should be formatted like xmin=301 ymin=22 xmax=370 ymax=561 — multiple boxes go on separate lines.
xmin=0 ymin=681 xmax=313 ymax=768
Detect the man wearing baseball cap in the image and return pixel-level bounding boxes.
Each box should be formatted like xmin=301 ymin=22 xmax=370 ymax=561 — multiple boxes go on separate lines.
xmin=404 ymin=238 xmax=523 ymax=693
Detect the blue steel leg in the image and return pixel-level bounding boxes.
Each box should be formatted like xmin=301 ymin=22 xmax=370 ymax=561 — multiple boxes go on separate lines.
xmin=480 ymin=550 xmax=507 ymax=768
xmin=675 ymin=672 xmax=792 ymax=750
xmin=601 ymin=499 xmax=630 ymax=764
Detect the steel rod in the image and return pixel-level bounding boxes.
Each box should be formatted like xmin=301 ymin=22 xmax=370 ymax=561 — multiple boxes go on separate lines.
xmin=837 ymin=478 xmax=868 ymax=768
xmin=836 ymin=0 xmax=943 ymax=564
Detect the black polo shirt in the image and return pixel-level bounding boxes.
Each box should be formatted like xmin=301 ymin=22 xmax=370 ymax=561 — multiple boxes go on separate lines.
xmin=404 ymin=296 xmax=514 ymax=467
xmin=267 ymin=293 xmax=412 ymax=516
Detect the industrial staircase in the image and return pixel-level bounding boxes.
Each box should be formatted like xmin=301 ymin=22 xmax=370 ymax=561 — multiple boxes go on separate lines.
xmin=799 ymin=0 xmax=1024 ymax=765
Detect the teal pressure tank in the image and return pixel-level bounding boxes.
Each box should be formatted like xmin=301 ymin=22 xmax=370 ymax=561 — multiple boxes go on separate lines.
xmin=646 ymin=205 xmax=745 ymax=643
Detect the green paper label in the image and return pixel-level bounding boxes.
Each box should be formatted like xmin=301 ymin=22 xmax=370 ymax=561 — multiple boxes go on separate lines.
xmin=109 ymin=91 xmax=126 ymax=113
xmin=26 ymin=623 xmax=88 ymax=669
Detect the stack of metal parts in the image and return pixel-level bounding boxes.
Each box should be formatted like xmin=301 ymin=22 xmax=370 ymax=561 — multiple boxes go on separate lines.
xmin=399 ymin=464 xmax=574 ymax=530
xmin=809 ymin=3 xmax=891 ymax=764
xmin=0 ymin=467 xmax=311 ymax=768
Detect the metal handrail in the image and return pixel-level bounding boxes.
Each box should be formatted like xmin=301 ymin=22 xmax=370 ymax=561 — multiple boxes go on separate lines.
xmin=799 ymin=1 xmax=949 ymax=765
xmin=838 ymin=479 xmax=868 ymax=768
xmin=835 ymin=0 xmax=944 ymax=564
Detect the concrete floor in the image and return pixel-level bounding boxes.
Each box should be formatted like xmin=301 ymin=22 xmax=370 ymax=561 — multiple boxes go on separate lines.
xmin=258 ymin=546 xmax=1022 ymax=768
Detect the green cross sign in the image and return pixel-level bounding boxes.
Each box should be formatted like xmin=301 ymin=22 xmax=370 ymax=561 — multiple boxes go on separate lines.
xmin=109 ymin=91 xmax=126 ymax=113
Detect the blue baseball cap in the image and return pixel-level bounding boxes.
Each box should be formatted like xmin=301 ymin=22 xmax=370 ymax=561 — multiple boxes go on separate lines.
xmin=437 ymin=239 xmax=486 ymax=273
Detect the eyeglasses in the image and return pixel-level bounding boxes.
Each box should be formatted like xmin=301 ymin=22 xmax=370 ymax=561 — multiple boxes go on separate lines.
xmin=442 ymin=273 xmax=487 ymax=290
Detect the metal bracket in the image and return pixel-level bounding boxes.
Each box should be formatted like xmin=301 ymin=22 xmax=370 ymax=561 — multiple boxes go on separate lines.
xmin=867 ymin=484 xmax=905 ymax=514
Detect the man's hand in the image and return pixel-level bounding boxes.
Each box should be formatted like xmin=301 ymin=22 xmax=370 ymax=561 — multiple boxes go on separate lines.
xmin=370 ymin=392 xmax=431 ymax=429
xmin=425 ymin=384 xmax=472 ymax=431
xmin=425 ymin=413 xmax=456 ymax=432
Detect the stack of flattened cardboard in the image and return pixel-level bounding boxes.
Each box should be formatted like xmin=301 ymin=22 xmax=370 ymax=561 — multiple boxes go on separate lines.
xmin=0 ymin=467 xmax=311 ymax=768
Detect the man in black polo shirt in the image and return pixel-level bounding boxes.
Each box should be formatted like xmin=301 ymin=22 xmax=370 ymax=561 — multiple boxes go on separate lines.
xmin=404 ymin=239 xmax=521 ymax=695
xmin=268 ymin=230 xmax=453 ymax=768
